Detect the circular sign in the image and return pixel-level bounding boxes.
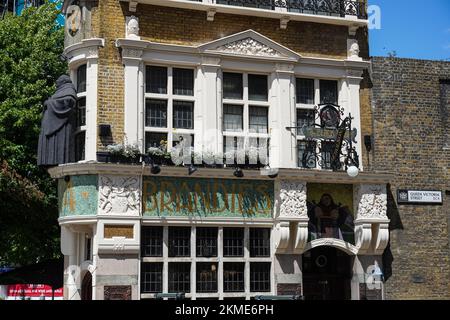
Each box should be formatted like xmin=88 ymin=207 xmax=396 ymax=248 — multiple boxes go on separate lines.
xmin=66 ymin=5 xmax=81 ymax=37
xmin=315 ymin=255 xmax=328 ymax=268
xmin=320 ymin=105 xmax=340 ymax=128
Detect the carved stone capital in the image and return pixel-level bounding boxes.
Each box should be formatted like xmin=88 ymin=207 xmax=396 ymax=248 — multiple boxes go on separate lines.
xmin=98 ymin=175 xmax=141 ymax=216
xmin=279 ymin=181 xmax=307 ymax=218
xmin=122 ymin=48 xmax=143 ymax=60
xmin=354 ymin=184 xmax=388 ymax=219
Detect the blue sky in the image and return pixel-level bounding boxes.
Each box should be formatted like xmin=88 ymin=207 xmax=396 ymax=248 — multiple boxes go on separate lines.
xmin=369 ymin=0 xmax=450 ymax=61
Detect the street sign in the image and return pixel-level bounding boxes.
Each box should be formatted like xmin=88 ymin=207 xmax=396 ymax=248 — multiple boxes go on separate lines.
xmin=397 ymin=190 xmax=443 ymax=204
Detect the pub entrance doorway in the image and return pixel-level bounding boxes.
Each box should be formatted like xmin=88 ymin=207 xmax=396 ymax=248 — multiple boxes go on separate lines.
xmin=302 ymin=246 xmax=353 ymax=300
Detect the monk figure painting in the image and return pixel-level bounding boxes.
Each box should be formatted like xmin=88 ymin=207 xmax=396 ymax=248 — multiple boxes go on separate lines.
xmin=307 ymin=184 xmax=355 ymax=244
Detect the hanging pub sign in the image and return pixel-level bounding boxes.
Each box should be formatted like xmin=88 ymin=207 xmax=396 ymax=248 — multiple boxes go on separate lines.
xmin=397 ymin=189 xmax=443 ymax=204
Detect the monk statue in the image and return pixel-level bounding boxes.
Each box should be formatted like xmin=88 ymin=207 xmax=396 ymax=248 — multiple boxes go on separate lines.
xmin=37 ymin=75 xmax=77 ymax=166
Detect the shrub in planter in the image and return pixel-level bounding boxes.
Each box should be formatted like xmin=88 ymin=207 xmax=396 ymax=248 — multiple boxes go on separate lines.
xmin=107 ymin=143 xmax=141 ymax=164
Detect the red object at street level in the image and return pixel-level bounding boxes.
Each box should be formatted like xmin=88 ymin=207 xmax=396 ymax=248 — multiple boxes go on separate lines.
xmin=7 ymin=284 xmax=63 ymax=300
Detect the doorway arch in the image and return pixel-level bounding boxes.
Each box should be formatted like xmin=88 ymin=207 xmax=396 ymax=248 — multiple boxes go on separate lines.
xmin=302 ymin=246 xmax=353 ymax=300
xmin=81 ymin=271 xmax=92 ymax=300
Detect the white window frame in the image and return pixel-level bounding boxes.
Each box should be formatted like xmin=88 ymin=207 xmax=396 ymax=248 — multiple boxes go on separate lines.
xmin=74 ymin=64 xmax=87 ymax=161
xmin=222 ymin=72 xmax=270 ymax=155
xmin=144 ymin=65 xmax=196 ymax=151
xmin=295 ymin=77 xmax=341 ymax=170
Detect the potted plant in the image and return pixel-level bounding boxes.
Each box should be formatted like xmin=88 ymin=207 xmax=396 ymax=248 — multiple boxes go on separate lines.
xmin=107 ymin=143 xmax=141 ymax=164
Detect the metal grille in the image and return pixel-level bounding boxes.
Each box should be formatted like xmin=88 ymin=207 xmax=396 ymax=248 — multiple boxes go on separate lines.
xmin=77 ymin=64 xmax=86 ymax=93
xmin=298 ymin=140 xmax=317 ymax=168
xmin=223 ymin=263 xmax=245 ymax=292
xmin=250 ymin=262 xmax=271 ymax=292
xmin=146 ymin=66 xmax=167 ymax=94
xmin=249 ymin=106 xmax=268 ymax=133
xmin=168 ymin=263 xmax=191 ymax=293
xmin=145 ymin=99 xmax=167 ymax=127
xmin=249 ymin=228 xmax=270 ymax=257
xmin=320 ymin=140 xmax=335 ymax=169
xmin=173 ymin=68 xmax=194 ymax=96
xmin=169 ymin=227 xmax=191 ymax=257
xmin=173 ymin=101 xmax=194 ymax=129
xmin=223 ymin=72 xmax=243 ymax=100
xmin=296 ymin=109 xmax=315 ymax=135
xmin=296 ymin=78 xmax=315 ymax=104
xmin=223 ymin=104 xmax=243 ymax=132
xmin=141 ymin=226 xmax=163 ymax=257
xmin=248 ymin=74 xmax=268 ymax=101
xmin=196 ymin=227 xmax=218 ymax=257
xmin=141 ymin=263 xmax=163 ymax=293
xmin=76 ymin=97 xmax=86 ymax=127
xmin=145 ymin=132 xmax=168 ymax=151
xmin=196 ymin=263 xmax=218 ymax=293
xmin=320 ymin=80 xmax=338 ymax=104
xmin=223 ymin=228 xmax=244 ymax=257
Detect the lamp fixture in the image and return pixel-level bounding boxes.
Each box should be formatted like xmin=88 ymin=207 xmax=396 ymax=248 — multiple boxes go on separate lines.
xmin=233 ymin=167 xmax=244 ymax=178
xmin=150 ymin=164 xmax=161 ymax=175
xmin=188 ymin=164 xmax=197 ymax=175
xmin=346 ymin=165 xmax=359 ymax=178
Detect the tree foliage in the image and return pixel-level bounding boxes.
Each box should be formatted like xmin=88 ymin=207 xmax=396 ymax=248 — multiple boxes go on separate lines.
xmin=0 ymin=1 xmax=66 ymax=266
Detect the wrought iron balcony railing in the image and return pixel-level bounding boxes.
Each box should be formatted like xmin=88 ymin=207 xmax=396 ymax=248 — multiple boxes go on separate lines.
xmin=188 ymin=0 xmax=367 ymax=19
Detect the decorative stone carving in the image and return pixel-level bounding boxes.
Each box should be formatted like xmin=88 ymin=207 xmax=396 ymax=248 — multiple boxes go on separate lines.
xmin=207 ymin=8 xmax=216 ymax=21
xmin=126 ymin=16 xmax=140 ymax=39
xmin=216 ymin=38 xmax=282 ymax=57
xmin=275 ymin=63 xmax=295 ymax=73
xmin=275 ymin=222 xmax=290 ymax=252
xmin=280 ymin=16 xmax=290 ymax=29
xmin=99 ymin=175 xmax=140 ymax=216
xmin=355 ymin=184 xmax=388 ymax=219
xmin=129 ymin=1 xmax=138 ymax=12
xmin=122 ymin=48 xmax=143 ymax=59
xmin=347 ymin=39 xmax=362 ymax=61
xmin=279 ymin=181 xmax=307 ymax=218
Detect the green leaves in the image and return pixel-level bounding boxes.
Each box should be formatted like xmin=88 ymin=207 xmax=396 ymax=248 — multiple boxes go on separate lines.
xmin=0 ymin=1 xmax=66 ymax=266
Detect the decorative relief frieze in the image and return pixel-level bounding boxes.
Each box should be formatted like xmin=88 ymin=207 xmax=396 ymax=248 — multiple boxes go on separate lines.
xmin=279 ymin=181 xmax=307 ymax=218
xmin=355 ymin=184 xmax=388 ymax=219
xmin=99 ymin=175 xmax=140 ymax=216
xmin=122 ymin=48 xmax=143 ymax=59
xmin=216 ymin=38 xmax=282 ymax=57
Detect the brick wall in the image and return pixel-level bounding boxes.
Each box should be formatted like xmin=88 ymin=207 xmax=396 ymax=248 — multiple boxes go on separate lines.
xmin=370 ymin=57 xmax=450 ymax=299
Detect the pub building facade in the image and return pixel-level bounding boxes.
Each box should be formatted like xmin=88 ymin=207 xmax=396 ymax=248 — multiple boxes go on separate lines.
xmin=51 ymin=0 xmax=393 ymax=300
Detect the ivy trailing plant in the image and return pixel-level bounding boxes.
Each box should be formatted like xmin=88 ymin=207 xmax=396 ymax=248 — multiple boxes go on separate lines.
xmin=0 ymin=1 xmax=66 ymax=266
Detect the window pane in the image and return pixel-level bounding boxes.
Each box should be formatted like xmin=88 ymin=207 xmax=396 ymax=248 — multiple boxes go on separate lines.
xmin=76 ymin=97 xmax=86 ymax=127
xmin=145 ymin=132 xmax=168 ymax=151
xmin=173 ymin=68 xmax=194 ymax=96
xmin=77 ymin=64 xmax=87 ymax=93
xmin=75 ymin=131 xmax=85 ymax=162
xmin=168 ymin=263 xmax=191 ymax=293
xmin=168 ymin=227 xmax=191 ymax=257
xmin=146 ymin=66 xmax=167 ymax=94
xmin=320 ymin=80 xmax=338 ymax=104
xmin=249 ymin=106 xmax=268 ymax=133
xmin=223 ymin=263 xmax=245 ymax=292
xmin=296 ymin=78 xmax=315 ymax=104
xmin=223 ymin=104 xmax=243 ymax=132
xmin=145 ymin=99 xmax=167 ymax=127
xmin=250 ymin=263 xmax=271 ymax=292
xmin=223 ymin=72 xmax=243 ymax=100
xmin=320 ymin=141 xmax=335 ymax=169
xmin=141 ymin=263 xmax=163 ymax=293
xmin=196 ymin=227 xmax=218 ymax=257
xmin=296 ymin=109 xmax=315 ymax=135
xmin=223 ymin=228 xmax=244 ymax=257
xmin=197 ymin=263 xmax=218 ymax=293
xmin=173 ymin=101 xmax=194 ymax=129
xmin=250 ymin=228 xmax=270 ymax=257
xmin=248 ymin=74 xmax=268 ymax=101
xmin=298 ymin=140 xmax=316 ymax=168
xmin=141 ymin=227 xmax=163 ymax=257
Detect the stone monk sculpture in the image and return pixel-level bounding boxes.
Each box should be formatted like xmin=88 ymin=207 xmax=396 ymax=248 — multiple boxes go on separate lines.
xmin=37 ymin=75 xmax=77 ymax=166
